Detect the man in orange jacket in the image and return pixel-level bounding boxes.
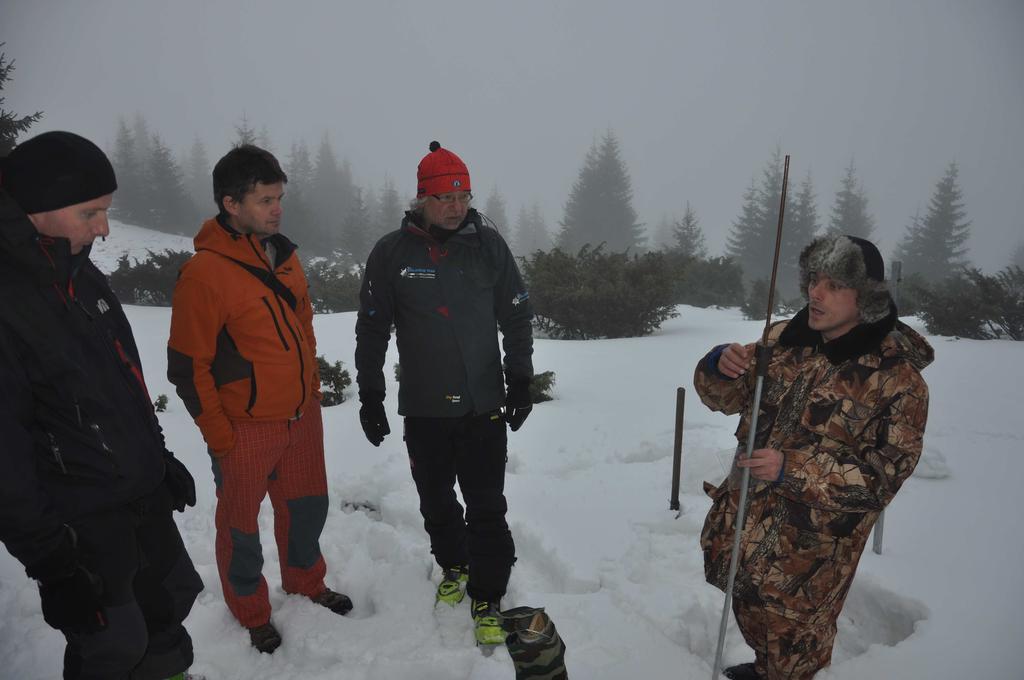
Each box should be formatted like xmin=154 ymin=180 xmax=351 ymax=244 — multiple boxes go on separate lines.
xmin=167 ymin=145 xmax=351 ymax=654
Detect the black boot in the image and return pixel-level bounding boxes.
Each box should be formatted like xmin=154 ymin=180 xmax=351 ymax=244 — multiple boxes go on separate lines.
xmin=309 ymin=588 xmax=354 ymax=615
xmin=723 ymin=662 xmax=761 ymax=679
xmin=248 ymin=622 xmax=282 ymax=654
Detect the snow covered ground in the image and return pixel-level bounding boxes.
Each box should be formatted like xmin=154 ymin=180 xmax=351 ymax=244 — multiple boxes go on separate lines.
xmin=88 ymin=219 xmax=194 ymax=273
xmin=1 ymin=223 xmax=1021 ymax=679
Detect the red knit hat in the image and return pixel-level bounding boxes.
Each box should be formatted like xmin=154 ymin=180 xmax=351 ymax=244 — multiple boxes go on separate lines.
xmin=417 ymin=141 xmax=470 ymax=196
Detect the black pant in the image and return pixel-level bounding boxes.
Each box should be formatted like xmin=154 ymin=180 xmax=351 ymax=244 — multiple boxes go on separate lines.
xmin=62 ymin=484 xmax=204 ymax=680
xmin=404 ymin=411 xmax=515 ymax=602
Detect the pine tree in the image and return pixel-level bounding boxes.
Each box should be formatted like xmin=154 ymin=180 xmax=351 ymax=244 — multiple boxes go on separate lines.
xmin=828 ymin=160 xmax=875 ymax=239
xmin=781 ymin=172 xmax=821 ymax=295
xmin=311 ymin=135 xmax=343 ymax=250
xmin=513 ymin=202 xmax=552 ymax=255
xmin=1012 ymin=242 xmax=1024 ymax=270
xmin=375 ymin=175 xmax=403 ymax=243
xmin=109 ymin=117 xmax=147 ymax=224
xmin=671 ymin=202 xmax=707 ymax=258
xmin=256 ymin=124 xmax=274 ymax=153
xmin=511 ymin=206 xmax=529 ymax=253
xmin=185 ymin=135 xmax=212 ymax=218
xmin=894 ymin=161 xmax=971 ymax=283
xmin=891 ymin=209 xmax=923 ymax=276
xmin=340 ymin=186 xmax=371 ymax=265
xmin=234 ymin=113 xmax=257 ymax=147
xmin=0 ymin=43 xmax=43 ymax=155
xmin=557 ymin=130 xmax=644 ymax=253
xmin=286 ymin=141 xmax=314 ymax=188
xmin=131 ymin=113 xmax=154 ymax=170
xmin=484 ymin=185 xmax=510 ymax=234
xmin=338 ymin=157 xmax=357 ymax=218
xmin=284 ymin=140 xmax=318 ymax=251
xmin=726 ymin=148 xmax=792 ymax=286
xmin=363 ymin=184 xmax=380 ymax=236
xmin=144 ymin=134 xmax=192 ymax=233
xmin=726 ymin=178 xmax=768 ymax=284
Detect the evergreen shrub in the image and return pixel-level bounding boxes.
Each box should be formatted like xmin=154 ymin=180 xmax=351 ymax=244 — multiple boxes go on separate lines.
xmin=529 ymin=371 xmax=556 ymax=403
xmin=668 ymin=254 xmax=745 ymax=308
xmin=317 ymin=356 xmax=352 ymax=406
xmin=108 ymin=249 xmax=192 ymax=306
xmin=520 ymin=245 xmax=678 ymax=339
xmin=306 ymin=260 xmax=362 ymax=313
xmin=913 ymin=266 xmax=1023 ymax=340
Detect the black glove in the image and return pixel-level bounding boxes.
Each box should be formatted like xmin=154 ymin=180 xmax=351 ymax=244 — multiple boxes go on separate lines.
xmin=39 ymin=565 xmax=107 ymax=634
xmin=504 ymin=381 xmax=533 ymax=432
xmin=359 ymin=399 xmax=390 ymax=446
xmin=26 ymin=529 xmax=107 ymax=634
xmin=163 ymin=451 xmax=196 ymax=512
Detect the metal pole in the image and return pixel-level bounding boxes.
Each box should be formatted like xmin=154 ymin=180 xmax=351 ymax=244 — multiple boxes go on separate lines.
xmin=872 ymin=261 xmax=902 ymax=556
xmin=711 ymin=155 xmax=790 ymax=679
xmin=670 ymin=387 xmax=686 ymax=514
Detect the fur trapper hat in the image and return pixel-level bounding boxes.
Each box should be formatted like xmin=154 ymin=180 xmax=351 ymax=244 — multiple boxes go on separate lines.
xmin=798 ymin=234 xmax=891 ymax=324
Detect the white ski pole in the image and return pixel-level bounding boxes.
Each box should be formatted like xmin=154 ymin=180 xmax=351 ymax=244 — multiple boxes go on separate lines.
xmin=872 ymin=260 xmax=902 ymax=556
xmin=711 ymin=154 xmax=790 ymax=679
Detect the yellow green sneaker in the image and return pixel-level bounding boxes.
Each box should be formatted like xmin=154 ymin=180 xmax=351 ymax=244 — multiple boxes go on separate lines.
xmin=471 ymin=599 xmax=505 ymax=646
xmin=435 ymin=565 xmax=469 ymax=606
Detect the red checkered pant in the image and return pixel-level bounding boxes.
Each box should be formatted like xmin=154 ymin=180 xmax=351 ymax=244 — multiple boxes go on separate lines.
xmin=213 ymin=401 xmax=329 ymax=628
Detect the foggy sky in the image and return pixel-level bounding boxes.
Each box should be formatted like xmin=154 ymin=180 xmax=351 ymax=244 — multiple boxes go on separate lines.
xmin=3 ymin=0 xmax=1022 ymax=270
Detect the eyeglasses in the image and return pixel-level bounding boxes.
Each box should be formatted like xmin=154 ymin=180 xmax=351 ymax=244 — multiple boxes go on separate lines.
xmin=431 ymin=192 xmax=473 ymax=204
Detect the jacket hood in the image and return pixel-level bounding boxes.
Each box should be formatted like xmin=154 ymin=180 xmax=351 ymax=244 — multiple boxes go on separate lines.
xmin=779 ymin=302 xmax=934 ymax=370
xmin=193 ymin=215 xmax=297 ymax=268
xmin=882 ymin=320 xmax=934 ymax=371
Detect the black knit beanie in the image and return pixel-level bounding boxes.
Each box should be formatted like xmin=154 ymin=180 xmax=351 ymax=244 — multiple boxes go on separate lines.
xmin=798 ymin=233 xmax=891 ymax=323
xmin=1 ymin=131 xmax=117 ymax=214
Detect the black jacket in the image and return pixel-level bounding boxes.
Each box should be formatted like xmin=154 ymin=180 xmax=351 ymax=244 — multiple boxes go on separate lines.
xmin=0 ymin=191 xmax=167 ymax=570
xmin=355 ymin=209 xmax=533 ymax=417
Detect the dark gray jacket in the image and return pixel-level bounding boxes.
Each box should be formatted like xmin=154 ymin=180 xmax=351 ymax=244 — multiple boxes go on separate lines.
xmin=0 ymin=191 xmax=167 ymax=570
xmin=355 ymin=210 xmax=533 ymax=417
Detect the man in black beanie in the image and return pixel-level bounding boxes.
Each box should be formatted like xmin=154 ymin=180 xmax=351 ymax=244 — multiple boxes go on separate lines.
xmin=0 ymin=131 xmax=204 ymax=680
xmin=694 ymin=234 xmax=933 ymax=679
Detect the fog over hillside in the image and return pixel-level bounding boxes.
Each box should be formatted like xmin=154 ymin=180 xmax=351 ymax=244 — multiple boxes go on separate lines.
xmin=3 ymin=1 xmax=1022 ymax=269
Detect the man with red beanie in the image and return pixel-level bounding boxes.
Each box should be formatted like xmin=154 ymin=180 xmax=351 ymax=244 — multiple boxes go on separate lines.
xmin=0 ymin=131 xmax=203 ymax=680
xmin=167 ymin=145 xmax=351 ymax=655
xmin=355 ymin=141 xmax=534 ymax=646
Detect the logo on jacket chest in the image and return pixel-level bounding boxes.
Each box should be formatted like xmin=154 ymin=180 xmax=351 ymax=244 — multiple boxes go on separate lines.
xmin=400 ymin=266 xmax=437 ymax=280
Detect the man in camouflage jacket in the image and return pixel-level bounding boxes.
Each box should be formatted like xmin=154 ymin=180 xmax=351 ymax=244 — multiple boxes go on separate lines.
xmin=695 ymin=234 xmax=932 ymax=680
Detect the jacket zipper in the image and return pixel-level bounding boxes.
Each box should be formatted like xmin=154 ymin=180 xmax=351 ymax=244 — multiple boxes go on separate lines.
xmin=261 ymin=297 xmax=291 ymax=350
xmin=47 ymin=432 xmax=68 ymax=474
xmin=245 ymin=235 xmax=307 ymax=416
xmin=274 ymin=296 xmax=307 ymax=415
xmin=246 ymin=372 xmax=258 ymax=415
xmin=90 ymin=423 xmax=114 ymax=455
xmin=68 ymin=289 xmax=126 ymax=462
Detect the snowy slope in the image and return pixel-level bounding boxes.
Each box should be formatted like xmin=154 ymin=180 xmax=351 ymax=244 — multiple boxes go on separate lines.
xmin=0 ymin=227 xmax=1021 ymax=678
xmin=88 ymin=219 xmax=194 ymax=273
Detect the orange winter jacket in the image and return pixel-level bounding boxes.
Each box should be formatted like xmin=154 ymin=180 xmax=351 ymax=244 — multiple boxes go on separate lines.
xmin=167 ymin=217 xmax=319 ymax=455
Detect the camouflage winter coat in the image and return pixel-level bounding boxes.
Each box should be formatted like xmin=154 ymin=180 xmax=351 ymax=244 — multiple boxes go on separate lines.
xmin=696 ymin=305 xmax=932 ymax=624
